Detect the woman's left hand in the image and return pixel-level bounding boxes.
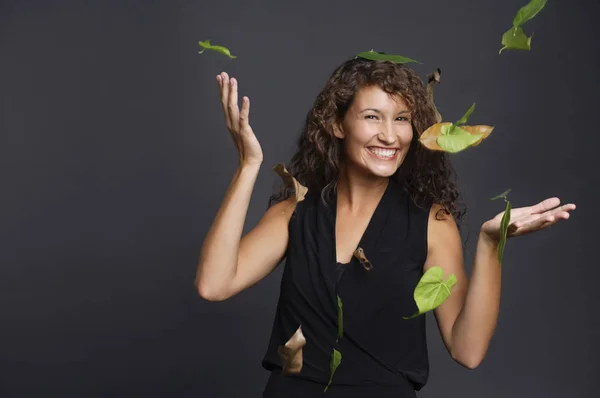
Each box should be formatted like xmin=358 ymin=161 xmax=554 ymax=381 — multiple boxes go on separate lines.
xmin=481 ymin=197 xmax=576 ymax=243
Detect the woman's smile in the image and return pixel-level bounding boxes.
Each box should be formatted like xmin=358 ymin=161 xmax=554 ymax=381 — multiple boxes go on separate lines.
xmin=366 ymin=146 xmax=400 ymax=160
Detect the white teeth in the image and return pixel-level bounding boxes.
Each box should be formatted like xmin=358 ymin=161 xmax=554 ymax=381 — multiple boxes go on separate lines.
xmin=368 ymin=148 xmax=397 ymax=158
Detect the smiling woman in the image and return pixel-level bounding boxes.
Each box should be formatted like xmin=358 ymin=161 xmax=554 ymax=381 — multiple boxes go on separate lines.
xmin=269 ymin=58 xmax=464 ymax=223
xmin=257 ymin=58 xmax=463 ymax=398
xmin=332 ymin=86 xmax=413 ymax=178
xmin=195 ymin=56 xmax=575 ymax=398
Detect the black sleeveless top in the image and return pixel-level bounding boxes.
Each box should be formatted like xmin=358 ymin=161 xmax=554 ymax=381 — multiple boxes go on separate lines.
xmin=261 ymin=178 xmax=432 ymax=397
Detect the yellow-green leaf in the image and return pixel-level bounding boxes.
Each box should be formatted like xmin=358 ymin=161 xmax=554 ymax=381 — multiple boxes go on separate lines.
xmin=437 ymin=126 xmax=485 ymax=153
xmin=356 ymin=50 xmax=420 ymax=64
xmin=324 ymin=349 xmax=342 ymax=392
xmin=455 ymin=103 xmax=476 ymax=126
xmin=489 ymin=188 xmax=512 ymax=201
xmin=490 ymin=189 xmax=512 ymax=263
xmin=499 ymin=26 xmax=533 ymax=54
xmin=198 ymin=40 xmax=237 ymax=59
xmin=513 ymin=0 xmax=548 ymax=27
xmin=420 ymin=123 xmax=493 ymax=152
xmin=403 ymin=266 xmax=457 ymax=319
xmin=498 ymin=201 xmax=511 ymax=263
xmin=499 ymin=0 xmax=547 ymax=54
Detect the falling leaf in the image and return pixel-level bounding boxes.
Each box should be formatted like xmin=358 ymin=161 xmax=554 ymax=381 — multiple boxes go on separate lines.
xmin=337 ymin=295 xmax=343 ymax=341
xmin=323 ymin=296 xmax=343 ymax=392
xmin=490 ymin=189 xmax=512 ymax=263
xmin=356 ymin=49 xmax=421 ymax=64
xmin=277 ymin=326 xmax=307 ymax=375
xmin=198 ymin=40 xmax=237 ymax=59
xmin=498 ymin=201 xmax=512 ymax=263
xmin=420 ymin=103 xmax=493 ymax=153
xmin=353 ymin=247 xmax=373 ymax=271
xmin=426 ymin=68 xmax=443 ymax=123
xmin=446 ymin=102 xmax=476 ymax=134
xmin=273 ymin=163 xmax=308 ymax=203
xmin=420 ymin=123 xmax=494 ymax=153
xmin=455 ymin=102 xmax=476 ymax=126
xmin=499 ymin=0 xmax=548 ymax=53
xmin=489 ymin=188 xmax=512 ymax=201
xmin=324 ymin=349 xmax=342 ymax=392
xmin=437 ymin=128 xmax=485 ymax=153
xmin=513 ymin=0 xmax=548 ymax=26
xmin=499 ymin=27 xmax=533 ymax=53
xmin=403 ymin=266 xmax=457 ymax=319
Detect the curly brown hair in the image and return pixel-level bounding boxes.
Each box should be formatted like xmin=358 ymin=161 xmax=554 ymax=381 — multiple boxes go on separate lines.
xmin=269 ymin=57 xmax=465 ymax=222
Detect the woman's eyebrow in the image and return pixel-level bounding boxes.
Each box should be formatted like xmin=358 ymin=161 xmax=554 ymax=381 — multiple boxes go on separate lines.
xmin=359 ymin=108 xmax=410 ymax=114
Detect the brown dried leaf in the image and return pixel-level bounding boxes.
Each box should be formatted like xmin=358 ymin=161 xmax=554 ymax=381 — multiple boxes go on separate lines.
xmin=426 ymin=68 xmax=442 ymax=123
xmin=419 ymin=122 xmax=448 ymax=151
xmin=277 ymin=326 xmax=307 ymax=375
xmin=419 ymin=123 xmax=494 ymax=151
xmin=272 ymin=163 xmax=308 ymax=203
xmin=460 ymin=125 xmax=494 ymax=147
xmin=353 ymin=247 xmax=373 ymax=271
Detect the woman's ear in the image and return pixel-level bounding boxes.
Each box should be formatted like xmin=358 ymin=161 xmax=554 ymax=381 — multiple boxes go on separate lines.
xmin=332 ymin=121 xmax=345 ymax=139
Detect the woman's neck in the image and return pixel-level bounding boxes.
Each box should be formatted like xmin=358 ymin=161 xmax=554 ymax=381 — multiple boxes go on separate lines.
xmin=336 ymin=163 xmax=389 ymax=214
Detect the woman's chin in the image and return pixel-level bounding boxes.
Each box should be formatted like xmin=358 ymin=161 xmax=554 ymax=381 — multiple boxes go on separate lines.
xmin=367 ymin=164 xmax=399 ymax=178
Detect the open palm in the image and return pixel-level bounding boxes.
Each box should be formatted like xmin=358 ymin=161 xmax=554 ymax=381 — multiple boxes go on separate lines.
xmin=482 ymin=197 xmax=576 ymax=242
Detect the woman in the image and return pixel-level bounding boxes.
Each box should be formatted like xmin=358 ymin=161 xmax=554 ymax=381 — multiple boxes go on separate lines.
xmin=196 ymin=58 xmax=575 ymax=397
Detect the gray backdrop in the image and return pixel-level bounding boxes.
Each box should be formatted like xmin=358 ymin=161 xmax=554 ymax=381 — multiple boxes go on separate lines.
xmin=1 ymin=0 xmax=598 ymax=397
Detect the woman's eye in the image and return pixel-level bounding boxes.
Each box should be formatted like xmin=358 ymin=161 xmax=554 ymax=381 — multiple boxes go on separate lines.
xmin=365 ymin=115 xmax=378 ymax=120
xmin=397 ymin=116 xmax=409 ymax=121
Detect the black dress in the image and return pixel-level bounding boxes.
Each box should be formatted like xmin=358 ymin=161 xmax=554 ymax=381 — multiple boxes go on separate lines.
xmin=261 ymin=178 xmax=432 ymax=397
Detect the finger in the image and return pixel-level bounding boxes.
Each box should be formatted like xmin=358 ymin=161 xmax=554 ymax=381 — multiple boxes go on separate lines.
xmin=529 ymin=197 xmax=561 ymax=214
xmin=559 ymin=203 xmax=576 ymax=212
xmin=514 ymin=213 xmax=558 ymax=234
xmin=558 ymin=211 xmax=571 ymax=220
xmin=510 ymin=205 xmax=574 ymax=237
xmin=535 ymin=219 xmax=556 ymax=232
xmin=536 ymin=203 xmax=576 ymax=221
xmin=220 ymin=72 xmax=232 ymax=128
xmin=511 ymin=213 xmax=542 ymax=230
xmin=228 ymin=77 xmax=240 ymax=128
xmin=239 ymin=96 xmax=250 ymax=130
xmin=508 ymin=206 xmax=531 ymax=219
xmin=510 ymin=197 xmax=561 ymax=220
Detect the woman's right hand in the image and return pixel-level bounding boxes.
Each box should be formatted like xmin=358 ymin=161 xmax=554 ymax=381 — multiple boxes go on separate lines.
xmin=217 ymin=72 xmax=263 ymax=167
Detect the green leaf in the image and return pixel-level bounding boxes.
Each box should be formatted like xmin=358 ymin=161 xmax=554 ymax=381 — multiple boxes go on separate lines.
xmin=489 ymin=188 xmax=512 ymax=201
xmin=436 ymin=126 xmax=484 ymax=153
xmin=356 ymin=50 xmax=421 ymax=64
xmin=440 ymin=123 xmax=453 ymax=136
xmin=443 ymin=103 xmax=477 ymax=135
xmin=489 ymin=189 xmax=512 ymax=263
xmin=513 ymin=0 xmax=548 ymax=27
xmin=499 ymin=26 xmax=533 ymax=54
xmin=198 ymin=40 xmax=237 ymax=59
xmin=499 ymin=0 xmax=547 ymax=53
xmin=324 ymin=349 xmax=342 ymax=392
xmin=337 ymin=295 xmax=343 ymax=340
xmin=497 ymin=200 xmax=512 ymax=263
xmin=455 ymin=103 xmax=476 ymax=126
xmin=403 ymin=266 xmax=457 ymax=319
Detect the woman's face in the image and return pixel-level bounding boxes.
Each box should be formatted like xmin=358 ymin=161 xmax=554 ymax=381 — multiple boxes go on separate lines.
xmin=334 ymin=85 xmax=413 ymax=178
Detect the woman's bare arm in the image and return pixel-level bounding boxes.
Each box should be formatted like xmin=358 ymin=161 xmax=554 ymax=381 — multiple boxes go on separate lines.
xmin=196 ymin=164 xmax=296 ymax=301
xmin=196 ymin=72 xmax=295 ymax=301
